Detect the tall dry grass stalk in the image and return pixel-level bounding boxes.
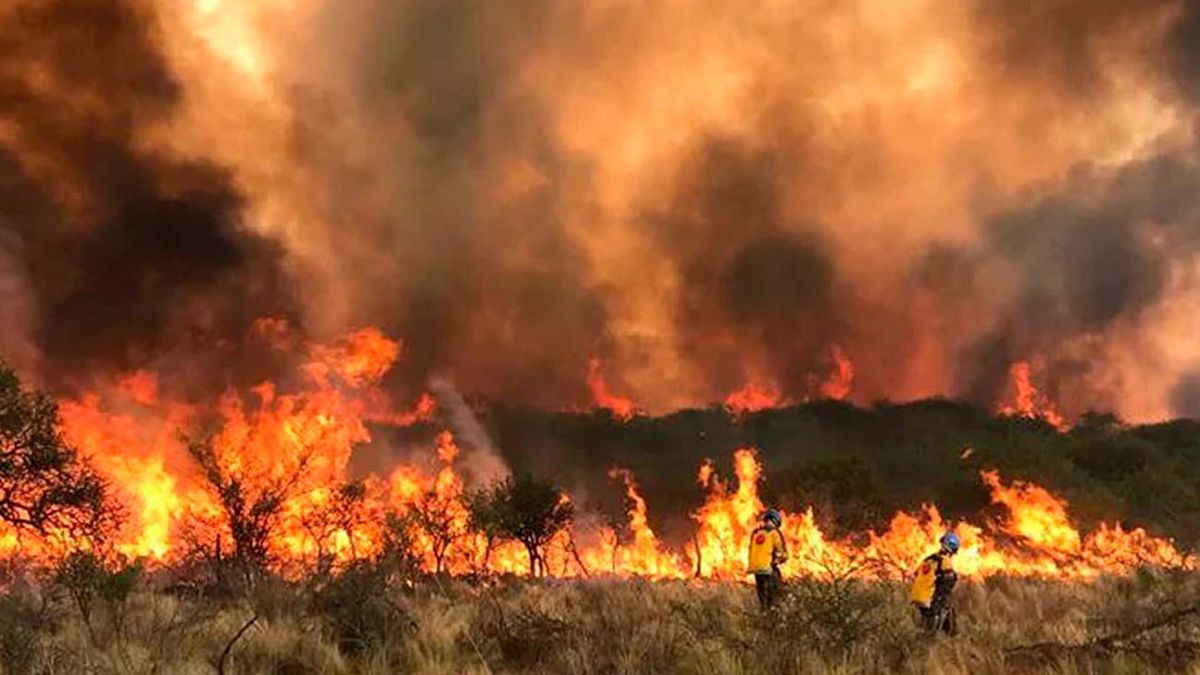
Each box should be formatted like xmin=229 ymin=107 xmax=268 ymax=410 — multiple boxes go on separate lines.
xmin=2 ymin=570 xmax=1199 ymax=674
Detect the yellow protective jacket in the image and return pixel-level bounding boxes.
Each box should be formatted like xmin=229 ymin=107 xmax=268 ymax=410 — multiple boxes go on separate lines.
xmin=747 ymin=526 xmax=787 ymax=575
xmin=910 ymin=552 xmax=953 ymax=608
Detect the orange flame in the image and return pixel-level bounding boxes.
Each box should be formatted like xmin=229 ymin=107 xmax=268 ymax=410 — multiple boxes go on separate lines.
xmin=0 ymin=327 xmax=1184 ymax=584
xmin=682 ymin=450 xmax=1187 ymax=581
xmin=304 ymin=327 xmax=402 ymax=388
xmin=585 ymin=469 xmax=683 ymax=577
xmin=999 ymin=361 xmax=1069 ymax=430
xmin=690 ymin=449 xmax=766 ymax=577
xmin=366 ymin=391 xmax=438 ymax=427
xmin=724 ymin=382 xmax=783 ymax=418
xmin=587 ymin=357 xmax=636 ymax=421
xmin=820 ymin=344 xmax=855 ymax=400
xmin=117 ymin=371 xmax=159 ymax=406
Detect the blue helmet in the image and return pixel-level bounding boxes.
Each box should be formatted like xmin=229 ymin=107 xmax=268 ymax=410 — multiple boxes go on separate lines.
xmin=763 ymin=509 xmax=782 ymax=527
xmin=940 ymin=532 xmax=960 ymax=553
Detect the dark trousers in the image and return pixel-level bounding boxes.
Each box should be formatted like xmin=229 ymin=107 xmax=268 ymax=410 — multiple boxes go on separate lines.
xmin=918 ymin=597 xmax=957 ymax=635
xmin=754 ymin=570 xmax=779 ymax=609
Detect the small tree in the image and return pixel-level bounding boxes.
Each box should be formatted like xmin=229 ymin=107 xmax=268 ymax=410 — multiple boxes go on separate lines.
xmin=185 ymin=434 xmax=313 ymax=582
xmin=377 ymin=513 xmax=422 ymax=584
xmin=330 ymin=481 xmax=367 ymax=556
xmin=0 ymin=364 xmax=113 ymax=544
xmin=473 ymin=474 xmax=573 ymax=577
xmin=53 ymin=551 xmax=140 ymax=643
xmin=466 ymin=488 xmax=505 ymax=572
xmin=408 ymin=488 xmax=465 ymax=575
xmin=300 ymin=481 xmax=368 ymax=575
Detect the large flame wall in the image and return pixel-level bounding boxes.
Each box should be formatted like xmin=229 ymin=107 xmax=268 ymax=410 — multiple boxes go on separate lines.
xmin=1 ymin=326 xmax=1184 ymax=582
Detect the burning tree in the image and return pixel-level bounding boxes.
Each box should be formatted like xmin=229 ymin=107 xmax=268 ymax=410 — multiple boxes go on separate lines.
xmin=185 ymin=432 xmax=314 ymax=581
xmin=0 ymin=364 xmax=113 ymax=547
xmin=466 ymin=488 xmax=505 ymax=572
xmin=407 ymin=487 xmax=467 ymax=575
xmin=300 ymin=481 xmax=369 ymax=574
xmin=471 ymin=474 xmax=573 ymax=577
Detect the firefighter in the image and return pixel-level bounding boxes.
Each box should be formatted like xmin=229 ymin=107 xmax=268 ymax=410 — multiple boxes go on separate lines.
xmin=910 ymin=532 xmax=960 ymax=634
xmin=747 ymin=508 xmax=788 ymax=609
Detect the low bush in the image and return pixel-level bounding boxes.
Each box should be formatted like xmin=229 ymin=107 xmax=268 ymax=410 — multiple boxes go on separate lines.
xmin=310 ymin=561 xmax=414 ymax=657
xmin=0 ymin=586 xmax=58 ymax=675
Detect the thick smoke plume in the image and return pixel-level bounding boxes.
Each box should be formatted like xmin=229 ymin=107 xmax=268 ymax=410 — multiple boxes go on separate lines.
xmin=0 ymin=0 xmax=294 ymax=393
xmin=3 ymin=0 xmax=1200 ymax=422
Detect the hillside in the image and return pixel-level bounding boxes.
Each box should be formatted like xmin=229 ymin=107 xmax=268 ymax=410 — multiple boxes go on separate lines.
xmin=379 ymin=400 xmax=1200 ymax=549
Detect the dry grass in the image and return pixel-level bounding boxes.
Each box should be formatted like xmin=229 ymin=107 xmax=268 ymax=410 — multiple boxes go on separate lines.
xmin=3 ymin=569 xmax=1200 ymax=674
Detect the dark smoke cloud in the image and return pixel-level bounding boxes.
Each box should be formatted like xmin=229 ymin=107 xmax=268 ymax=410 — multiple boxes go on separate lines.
xmin=300 ymin=0 xmax=608 ymax=408
xmin=3 ymin=0 xmax=1200 ymax=423
xmin=990 ymin=192 xmax=1164 ymax=333
xmin=956 ymin=152 xmax=1200 ymax=411
xmin=644 ymin=136 xmax=845 ymax=398
xmin=0 ymin=0 xmax=295 ymax=389
xmin=1168 ymin=0 xmax=1200 ymax=100
xmin=268 ymin=0 xmax=1200 ymax=417
xmin=1170 ymin=371 xmax=1200 ymax=418
xmin=974 ymin=0 xmax=1175 ymax=96
xmin=868 ymin=0 xmax=1200 ymax=413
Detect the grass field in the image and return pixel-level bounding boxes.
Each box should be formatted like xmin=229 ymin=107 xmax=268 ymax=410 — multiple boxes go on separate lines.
xmin=3 ymin=564 xmax=1200 ymax=674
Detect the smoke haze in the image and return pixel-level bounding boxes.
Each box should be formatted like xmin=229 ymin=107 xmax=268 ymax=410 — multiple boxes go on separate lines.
xmin=4 ymin=0 xmax=1200 ymax=421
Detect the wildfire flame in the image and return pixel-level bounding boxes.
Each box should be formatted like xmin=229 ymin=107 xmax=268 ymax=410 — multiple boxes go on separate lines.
xmin=583 ymin=469 xmax=683 ymax=577
xmin=587 ymin=357 xmax=636 ymax=422
xmin=820 ymin=344 xmax=855 ymax=400
xmin=0 ymin=327 xmax=1185 ymax=582
xmin=724 ymin=344 xmax=854 ymax=418
xmin=680 ymin=450 xmax=1187 ymax=581
xmin=999 ymin=361 xmax=1069 ymax=430
xmin=724 ymin=382 xmax=783 ymax=418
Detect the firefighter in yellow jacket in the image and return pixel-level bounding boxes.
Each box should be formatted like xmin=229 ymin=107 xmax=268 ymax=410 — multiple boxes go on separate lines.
xmin=910 ymin=532 xmax=960 ymax=634
xmin=748 ymin=509 xmax=787 ymax=609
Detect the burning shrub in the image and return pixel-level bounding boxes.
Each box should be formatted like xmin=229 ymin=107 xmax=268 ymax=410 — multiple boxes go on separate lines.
xmin=406 ymin=487 xmax=468 ymax=575
xmin=185 ymin=432 xmax=312 ymax=583
xmin=379 ymin=513 xmax=424 ymax=583
xmin=0 ymin=364 xmax=114 ymax=548
xmin=299 ymin=480 xmax=369 ymax=577
xmin=469 ymin=474 xmax=574 ymax=577
xmin=465 ymin=488 xmax=506 ymax=572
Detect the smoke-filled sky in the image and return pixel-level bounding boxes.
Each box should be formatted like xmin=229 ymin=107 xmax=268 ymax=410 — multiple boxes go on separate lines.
xmin=3 ymin=0 xmax=1200 ymax=421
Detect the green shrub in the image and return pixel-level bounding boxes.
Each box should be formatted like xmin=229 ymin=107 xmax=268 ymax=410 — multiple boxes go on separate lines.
xmin=310 ymin=561 xmax=413 ymax=657
xmin=53 ymin=551 xmax=141 ymax=637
